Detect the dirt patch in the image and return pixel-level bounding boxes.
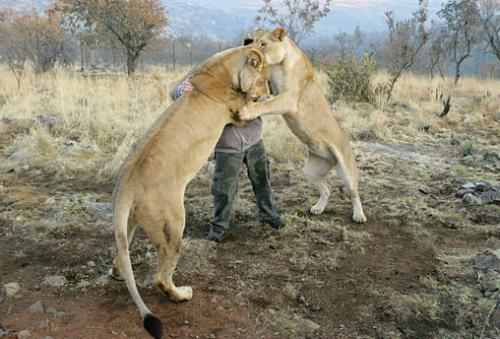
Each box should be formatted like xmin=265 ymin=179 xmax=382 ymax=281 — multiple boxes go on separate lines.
xmin=1 ymin=136 xmax=498 ymax=338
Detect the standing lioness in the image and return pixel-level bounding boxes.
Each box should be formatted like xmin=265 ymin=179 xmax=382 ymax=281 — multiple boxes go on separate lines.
xmin=111 ymin=46 xmax=269 ymax=339
xmin=240 ymin=28 xmax=367 ymax=223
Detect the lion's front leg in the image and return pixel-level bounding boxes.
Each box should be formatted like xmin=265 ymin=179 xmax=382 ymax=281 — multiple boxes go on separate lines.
xmin=238 ymin=94 xmax=297 ymax=120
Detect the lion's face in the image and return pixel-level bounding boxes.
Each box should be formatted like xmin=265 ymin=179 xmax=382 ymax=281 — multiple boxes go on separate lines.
xmin=239 ymin=48 xmax=270 ymax=101
xmin=244 ymin=27 xmax=288 ymax=65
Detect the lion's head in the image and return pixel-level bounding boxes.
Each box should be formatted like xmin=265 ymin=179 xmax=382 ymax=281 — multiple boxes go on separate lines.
xmin=243 ymin=27 xmax=288 ymax=65
xmin=239 ymin=48 xmax=270 ymax=101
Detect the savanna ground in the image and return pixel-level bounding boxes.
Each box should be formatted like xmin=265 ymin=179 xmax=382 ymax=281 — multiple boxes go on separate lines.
xmin=0 ymin=65 xmax=499 ymax=339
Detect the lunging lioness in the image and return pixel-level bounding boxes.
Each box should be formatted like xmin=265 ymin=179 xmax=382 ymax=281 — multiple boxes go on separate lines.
xmin=240 ymin=28 xmax=367 ymax=223
xmin=110 ymin=46 xmax=269 ymax=339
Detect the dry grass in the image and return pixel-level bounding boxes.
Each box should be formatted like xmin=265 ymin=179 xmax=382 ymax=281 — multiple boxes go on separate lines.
xmin=1 ymin=65 xmax=499 ymax=180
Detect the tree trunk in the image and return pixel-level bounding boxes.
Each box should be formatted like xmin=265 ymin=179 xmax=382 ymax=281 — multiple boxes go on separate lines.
xmin=126 ymin=52 xmax=139 ymax=75
xmin=79 ymin=39 xmax=85 ymax=72
xmin=172 ymin=40 xmax=176 ymax=71
xmin=454 ymin=62 xmax=461 ymax=85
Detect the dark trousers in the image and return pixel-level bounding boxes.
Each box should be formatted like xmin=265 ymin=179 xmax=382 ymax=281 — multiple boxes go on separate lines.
xmin=210 ymin=140 xmax=278 ymax=233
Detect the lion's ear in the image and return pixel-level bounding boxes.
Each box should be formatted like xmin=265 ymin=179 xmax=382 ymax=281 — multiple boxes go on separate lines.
xmin=271 ymin=27 xmax=286 ymax=41
xmin=242 ymin=34 xmax=254 ymax=46
xmin=247 ymin=48 xmax=265 ymax=71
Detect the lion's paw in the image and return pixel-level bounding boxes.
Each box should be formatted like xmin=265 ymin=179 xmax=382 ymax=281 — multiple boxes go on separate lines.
xmin=176 ymin=286 xmax=193 ymax=301
xmin=238 ymin=104 xmax=258 ymax=120
xmin=352 ymin=210 xmax=367 ymax=224
xmin=309 ymin=203 xmax=325 ymax=215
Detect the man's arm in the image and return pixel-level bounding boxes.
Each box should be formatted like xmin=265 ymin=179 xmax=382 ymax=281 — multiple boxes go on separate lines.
xmin=170 ymin=75 xmax=194 ymax=100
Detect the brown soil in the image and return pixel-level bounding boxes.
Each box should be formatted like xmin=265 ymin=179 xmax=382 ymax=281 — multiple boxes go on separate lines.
xmin=1 ymin=128 xmax=498 ymax=339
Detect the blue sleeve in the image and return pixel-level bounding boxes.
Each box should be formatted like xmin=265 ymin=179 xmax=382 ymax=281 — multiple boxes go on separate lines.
xmin=174 ymin=85 xmax=183 ymax=100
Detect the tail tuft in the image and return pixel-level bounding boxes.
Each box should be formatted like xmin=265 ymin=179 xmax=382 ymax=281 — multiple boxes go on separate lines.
xmin=144 ymin=313 xmax=163 ymax=339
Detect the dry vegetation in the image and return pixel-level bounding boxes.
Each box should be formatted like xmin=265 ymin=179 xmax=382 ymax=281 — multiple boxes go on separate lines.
xmin=0 ymin=65 xmax=499 ymax=338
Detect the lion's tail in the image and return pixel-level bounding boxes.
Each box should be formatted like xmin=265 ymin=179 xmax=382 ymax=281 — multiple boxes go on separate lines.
xmin=114 ymin=189 xmax=163 ymax=339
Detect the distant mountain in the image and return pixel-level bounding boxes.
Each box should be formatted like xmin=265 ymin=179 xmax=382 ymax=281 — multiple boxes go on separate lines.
xmin=1 ymin=0 xmax=444 ymax=43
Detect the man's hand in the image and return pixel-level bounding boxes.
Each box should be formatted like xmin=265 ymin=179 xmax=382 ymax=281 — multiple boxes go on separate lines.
xmin=178 ymin=79 xmax=194 ymax=96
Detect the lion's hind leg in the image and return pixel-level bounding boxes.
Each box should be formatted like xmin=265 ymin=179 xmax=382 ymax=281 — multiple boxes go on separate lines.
xmin=303 ymin=152 xmax=334 ymax=215
xmin=332 ymin=150 xmax=367 ymax=224
xmin=139 ymin=201 xmax=192 ymax=303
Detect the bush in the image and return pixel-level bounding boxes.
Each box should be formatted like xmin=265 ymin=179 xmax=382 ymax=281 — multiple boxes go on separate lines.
xmin=327 ymin=54 xmax=388 ymax=105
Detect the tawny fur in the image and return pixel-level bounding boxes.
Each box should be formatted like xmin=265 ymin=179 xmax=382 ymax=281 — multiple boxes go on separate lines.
xmin=239 ymin=28 xmax=367 ymax=223
xmin=110 ymin=46 xmax=270 ymax=337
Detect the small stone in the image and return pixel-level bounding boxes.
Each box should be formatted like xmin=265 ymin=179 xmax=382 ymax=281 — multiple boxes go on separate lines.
xmin=298 ymin=295 xmax=306 ymax=304
xmin=480 ymin=190 xmax=500 ymax=205
xmin=480 ymin=280 xmax=499 ymax=295
xmin=486 ymin=237 xmax=500 ymax=249
xmin=45 ymin=307 xmax=57 ymax=315
xmin=17 ymin=330 xmax=31 ymax=339
xmin=209 ymin=334 xmax=216 ymax=339
xmin=293 ymin=316 xmax=320 ymax=334
xmin=2 ymin=282 xmax=20 ymax=298
xmin=491 ymin=301 xmax=500 ymax=330
xmin=456 ymin=188 xmax=475 ymax=198
xmin=474 ymin=251 xmax=500 ymax=272
xmin=184 ymin=320 xmax=189 ymax=325
xmin=475 ymin=181 xmax=492 ymax=192
xmin=461 ymin=182 xmax=476 ymax=190
xmin=28 ymin=301 xmax=45 ymax=314
xmin=44 ymin=275 xmax=67 ymax=287
xmin=463 ymin=193 xmax=482 ymax=205
xmin=312 ymin=251 xmax=321 ymax=259
xmin=87 ymin=261 xmax=96 ymax=267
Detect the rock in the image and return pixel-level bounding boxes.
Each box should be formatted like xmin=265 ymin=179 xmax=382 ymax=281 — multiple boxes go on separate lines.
xmin=45 ymin=307 xmax=57 ymax=315
xmin=2 ymin=282 xmax=20 ymax=298
xmin=474 ymin=251 xmax=500 ymax=272
xmin=87 ymin=261 xmax=96 ymax=267
xmin=28 ymin=301 xmax=44 ymax=314
xmin=461 ymin=182 xmax=477 ymax=190
xmin=293 ymin=316 xmax=320 ymax=334
xmin=17 ymin=330 xmax=31 ymax=338
xmin=480 ymin=190 xmax=500 ymax=205
xmin=84 ymin=201 xmax=112 ymax=218
xmin=463 ymin=193 xmax=482 ymax=205
xmin=491 ymin=300 xmax=500 ymax=331
xmin=312 ymin=251 xmax=321 ymax=259
xmin=456 ymin=188 xmax=475 ymax=198
xmin=44 ymin=275 xmax=67 ymax=287
xmin=486 ymin=237 xmax=500 ymax=249
xmin=475 ymin=181 xmax=492 ymax=192
xmin=480 ymin=280 xmax=498 ymax=297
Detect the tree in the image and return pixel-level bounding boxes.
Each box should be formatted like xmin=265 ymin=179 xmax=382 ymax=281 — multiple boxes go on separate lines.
xmin=479 ymin=0 xmax=500 ymax=61
xmin=56 ymin=0 xmax=167 ymax=75
xmin=179 ymin=35 xmax=194 ymax=65
xmin=255 ymin=0 xmax=332 ymax=45
xmin=0 ymin=9 xmax=65 ymax=82
xmin=0 ymin=9 xmax=27 ymax=89
xmin=383 ymin=0 xmax=430 ymax=100
xmin=333 ymin=26 xmax=364 ymax=60
xmin=427 ymin=26 xmax=449 ymax=79
xmin=22 ymin=11 xmax=66 ymax=73
xmin=439 ymin=0 xmax=481 ymax=84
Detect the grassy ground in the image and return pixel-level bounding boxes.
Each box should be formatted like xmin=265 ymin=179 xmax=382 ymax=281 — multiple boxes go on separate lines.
xmin=0 ymin=65 xmax=499 ymax=338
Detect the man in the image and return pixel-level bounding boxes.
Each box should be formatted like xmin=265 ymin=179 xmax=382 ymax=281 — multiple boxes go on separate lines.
xmin=173 ymin=78 xmax=285 ymax=242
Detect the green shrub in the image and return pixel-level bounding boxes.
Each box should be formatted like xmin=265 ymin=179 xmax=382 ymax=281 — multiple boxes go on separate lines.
xmin=327 ymin=54 xmax=387 ymax=105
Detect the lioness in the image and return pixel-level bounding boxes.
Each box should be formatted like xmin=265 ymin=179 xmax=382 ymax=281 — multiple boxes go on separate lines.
xmin=110 ymin=46 xmax=269 ymax=339
xmin=240 ymin=28 xmax=367 ymax=223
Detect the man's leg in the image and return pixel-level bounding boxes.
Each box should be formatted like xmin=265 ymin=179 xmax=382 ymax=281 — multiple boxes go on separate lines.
xmin=208 ymin=151 xmax=244 ymax=241
xmin=244 ymin=141 xmax=285 ymax=229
